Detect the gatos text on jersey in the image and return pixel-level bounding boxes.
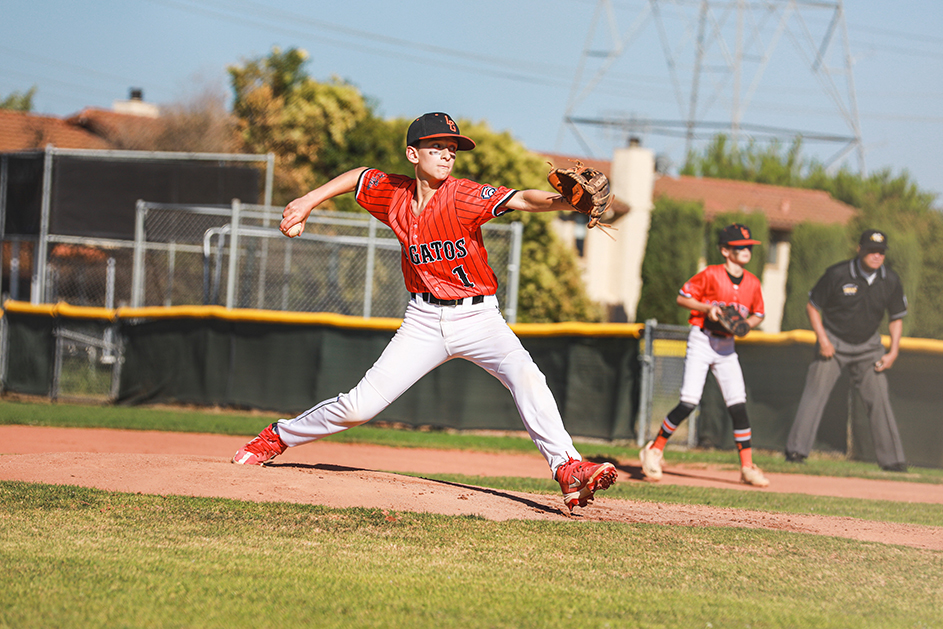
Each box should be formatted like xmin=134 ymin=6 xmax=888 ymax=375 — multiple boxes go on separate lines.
xmin=406 ymin=238 xmax=469 ymax=265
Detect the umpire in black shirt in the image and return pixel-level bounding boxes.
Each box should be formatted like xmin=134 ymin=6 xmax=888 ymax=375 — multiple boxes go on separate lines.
xmin=785 ymin=229 xmax=908 ymax=471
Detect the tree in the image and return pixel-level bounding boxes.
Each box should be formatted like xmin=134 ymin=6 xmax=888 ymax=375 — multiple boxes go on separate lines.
xmin=635 ymin=198 xmax=704 ymax=325
xmin=229 ymin=47 xmax=370 ymax=205
xmin=681 ymin=134 xmax=806 ymax=186
xmin=780 ymin=222 xmax=850 ymax=331
xmin=150 ymin=84 xmax=238 ymax=153
xmin=0 ymin=86 xmax=36 ymax=112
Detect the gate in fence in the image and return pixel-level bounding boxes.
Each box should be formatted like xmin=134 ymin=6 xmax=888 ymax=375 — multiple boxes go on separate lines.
xmin=636 ymin=320 xmax=695 ymax=447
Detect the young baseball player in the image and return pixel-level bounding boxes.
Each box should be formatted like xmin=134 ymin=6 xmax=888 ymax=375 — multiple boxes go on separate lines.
xmin=639 ymin=223 xmax=770 ymax=487
xmin=232 ymin=112 xmax=617 ymax=511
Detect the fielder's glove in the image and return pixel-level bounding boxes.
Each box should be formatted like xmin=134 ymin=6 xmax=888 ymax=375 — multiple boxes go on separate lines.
xmin=547 ymin=161 xmax=615 ymax=235
xmin=717 ymin=305 xmax=751 ymax=337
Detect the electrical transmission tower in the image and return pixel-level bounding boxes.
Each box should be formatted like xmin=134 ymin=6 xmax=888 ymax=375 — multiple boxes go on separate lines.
xmin=558 ymin=0 xmax=864 ymax=173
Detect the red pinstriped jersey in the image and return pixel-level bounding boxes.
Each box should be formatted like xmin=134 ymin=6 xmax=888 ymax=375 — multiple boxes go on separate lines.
xmin=680 ymin=264 xmax=765 ymax=330
xmin=356 ymin=168 xmax=517 ymax=299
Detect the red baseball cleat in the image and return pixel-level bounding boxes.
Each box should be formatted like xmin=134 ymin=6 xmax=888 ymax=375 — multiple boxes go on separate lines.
xmin=555 ymin=457 xmax=617 ymax=511
xmin=232 ymin=423 xmax=287 ymax=465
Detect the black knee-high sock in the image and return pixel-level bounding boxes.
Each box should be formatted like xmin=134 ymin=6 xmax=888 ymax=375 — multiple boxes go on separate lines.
xmin=728 ymin=402 xmax=754 ymax=466
xmin=654 ymin=401 xmax=697 ymax=447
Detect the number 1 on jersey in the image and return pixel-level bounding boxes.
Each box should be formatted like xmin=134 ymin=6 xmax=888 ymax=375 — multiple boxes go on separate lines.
xmin=452 ymin=265 xmax=475 ymax=288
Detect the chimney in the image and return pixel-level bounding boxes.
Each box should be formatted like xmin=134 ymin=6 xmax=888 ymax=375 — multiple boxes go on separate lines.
xmin=113 ymin=87 xmax=160 ymax=118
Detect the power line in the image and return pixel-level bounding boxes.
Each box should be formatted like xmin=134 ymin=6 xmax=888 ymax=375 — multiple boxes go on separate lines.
xmin=141 ymin=0 xmax=571 ymax=88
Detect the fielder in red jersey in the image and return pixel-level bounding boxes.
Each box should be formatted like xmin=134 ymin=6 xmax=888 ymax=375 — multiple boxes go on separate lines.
xmin=681 ymin=263 xmax=764 ymax=332
xmin=231 ymin=112 xmax=617 ymax=512
xmin=639 ymin=223 xmax=771 ymax=487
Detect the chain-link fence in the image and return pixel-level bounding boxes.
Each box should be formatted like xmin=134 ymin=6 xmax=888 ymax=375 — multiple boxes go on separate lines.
xmin=130 ymin=202 xmax=523 ymax=319
xmin=3 ymin=201 xmax=522 ymax=320
xmin=130 ymin=201 xmax=524 ymax=320
xmin=636 ymin=320 xmax=695 ymax=447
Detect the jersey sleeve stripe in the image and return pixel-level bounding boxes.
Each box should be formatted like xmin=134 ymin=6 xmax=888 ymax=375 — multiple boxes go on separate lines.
xmin=492 ymin=189 xmax=518 ymax=216
xmin=355 ymin=168 xmax=373 ymax=197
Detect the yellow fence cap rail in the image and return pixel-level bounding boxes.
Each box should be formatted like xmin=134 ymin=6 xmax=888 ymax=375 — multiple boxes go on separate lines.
xmin=511 ymin=321 xmax=644 ymax=338
xmin=2 ymin=300 xmax=115 ymax=320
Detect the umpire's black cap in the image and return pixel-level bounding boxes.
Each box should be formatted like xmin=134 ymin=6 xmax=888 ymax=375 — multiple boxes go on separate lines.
xmin=406 ymin=112 xmax=476 ymax=151
xmin=859 ymin=229 xmax=889 ymax=251
xmin=718 ymin=223 xmax=762 ymax=246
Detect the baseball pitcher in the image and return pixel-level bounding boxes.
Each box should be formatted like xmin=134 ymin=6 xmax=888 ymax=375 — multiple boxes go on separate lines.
xmin=232 ymin=112 xmax=617 ymax=512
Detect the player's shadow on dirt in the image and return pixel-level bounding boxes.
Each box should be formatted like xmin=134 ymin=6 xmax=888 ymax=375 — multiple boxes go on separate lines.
xmin=422 ymin=477 xmax=564 ymax=516
xmin=612 ymin=460 xmax=745 ymax=486
xmin=661 ymin=469 xmax=744 ymax=486
xmin=269 ymin=462 xmax=369 ymax=473
xmin=613 ymin=461 xmax=648 ymax=481
xmin=270 ymin=462 xmax=565 ymax=516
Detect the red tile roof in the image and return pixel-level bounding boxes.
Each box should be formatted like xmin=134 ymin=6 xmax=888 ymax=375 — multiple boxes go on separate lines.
xmin=66 ymin=107 xmax=163 ymax=148
xmin=543 ymin=151 xmax=857 ymax=230
xmin=653 ymin=174 xmax=856 ymax=229
xmin=0 ymin=109 xmax=112 ymax=152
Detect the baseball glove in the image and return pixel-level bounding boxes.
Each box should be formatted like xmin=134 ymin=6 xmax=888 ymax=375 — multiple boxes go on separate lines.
xmin=547 ymin=161 xmax=615 ymax=235
xmin=717 ymin=305 xmax=751 ymax=337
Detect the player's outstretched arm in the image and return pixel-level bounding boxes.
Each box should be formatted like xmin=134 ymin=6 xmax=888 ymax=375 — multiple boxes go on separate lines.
xmin=281 ymin=167 xmax=368 ymax=236
xmin=504 ymin=189 xmax=574 ymax=214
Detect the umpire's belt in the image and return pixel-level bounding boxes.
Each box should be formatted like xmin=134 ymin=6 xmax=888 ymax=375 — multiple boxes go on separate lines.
xmin=412 ymin=292 xmax=485 ymax=307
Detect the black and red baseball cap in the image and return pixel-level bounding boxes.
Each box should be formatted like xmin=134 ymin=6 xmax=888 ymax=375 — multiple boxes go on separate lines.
xmin=406 ymin=112 xmax=476 ymax=151
xmin=718 ymin=223 xmax=762 ymax=246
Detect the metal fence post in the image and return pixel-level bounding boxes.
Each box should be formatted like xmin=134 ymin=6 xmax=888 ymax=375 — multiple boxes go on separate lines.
xmin=363 ymin=216 xmax=378 ymax=318
xmin=280 ymin=238 xmax=292 ymax=311
xmin=9 ymin=241 xmax=19 ymax=300
xmin=225 ymin=199 xmax=241 ymax=309
xmin=505 ymin=221 xmax=523 ymax=323
xmin=33 ymin=145 xmax=54 ymax=304
xmin=51 ymin=323 xmax=63 ymax=401
xmin=165 ymin=242 xmax=176 ymax=307
xmin=131 ymin=200 xmax=147 ymax=307
xmin=637 ymin=319 xmax=657 ymax=446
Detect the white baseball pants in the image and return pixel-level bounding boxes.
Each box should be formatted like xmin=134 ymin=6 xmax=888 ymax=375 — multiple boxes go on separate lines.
xmin=678 ymin=326 xmax=747 ymax=407
xmin=275 ymin=294 xmax=579 ymax=474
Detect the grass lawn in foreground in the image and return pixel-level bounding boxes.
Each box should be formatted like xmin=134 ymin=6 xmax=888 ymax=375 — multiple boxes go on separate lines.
xmin=1 ymin=482 xmax=941 ymax=629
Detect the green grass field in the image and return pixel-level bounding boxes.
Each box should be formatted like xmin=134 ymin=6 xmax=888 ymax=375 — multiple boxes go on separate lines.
xmin=1 ymin=399 xmax=941 ymax=628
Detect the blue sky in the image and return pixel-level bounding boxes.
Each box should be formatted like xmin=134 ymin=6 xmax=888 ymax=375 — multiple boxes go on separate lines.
xmin=3 ymin=0 xmax=942 ymax=200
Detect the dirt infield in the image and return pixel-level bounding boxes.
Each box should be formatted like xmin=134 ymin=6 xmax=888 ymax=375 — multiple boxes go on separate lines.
xmin=1 ymin=425 xmax=941 ymax=550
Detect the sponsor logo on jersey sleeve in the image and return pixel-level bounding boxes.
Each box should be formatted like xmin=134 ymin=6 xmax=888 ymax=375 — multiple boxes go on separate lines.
xmin=480 ymin=186 xmax=496 ymax=199
xmin=366 ymin=173 xmax=383 ymax=190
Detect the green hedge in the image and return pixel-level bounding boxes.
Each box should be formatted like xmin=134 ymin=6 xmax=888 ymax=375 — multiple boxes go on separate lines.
xmin=635 ymin=197 xmax=704 ymax=325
